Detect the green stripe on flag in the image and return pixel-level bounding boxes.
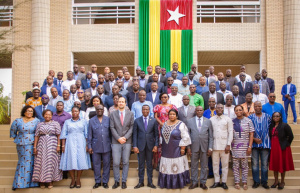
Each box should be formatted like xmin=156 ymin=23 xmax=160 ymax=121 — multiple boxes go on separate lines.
xmin=139 ymin=0 xmax=150 ymax=71
xmin=160 ymin=30 xmax=171 ymax=72
xmin=181 ymin=30 xmax=193 ymax=74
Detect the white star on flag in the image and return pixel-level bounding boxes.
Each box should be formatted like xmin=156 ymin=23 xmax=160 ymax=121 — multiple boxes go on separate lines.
xmin=167 ymin=6 xmax=185 ymax=25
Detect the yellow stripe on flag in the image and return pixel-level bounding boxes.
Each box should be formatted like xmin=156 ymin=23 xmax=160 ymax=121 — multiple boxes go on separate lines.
xmin=170 ymin=30 xmax=182 ymax=71
xmin=149 ymin=0 xmax=160 ymax=68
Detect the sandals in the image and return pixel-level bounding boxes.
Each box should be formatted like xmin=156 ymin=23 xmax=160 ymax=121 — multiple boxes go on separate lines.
xmin=234 ymin=184 xmax=240 ymax=189
xmin=48 ymin=183 xmax=53 ymax=189
xmin=76 ymin=181 xmax=81 ymax=188
xmin=70 ymin=181 xmax=76 ymax=189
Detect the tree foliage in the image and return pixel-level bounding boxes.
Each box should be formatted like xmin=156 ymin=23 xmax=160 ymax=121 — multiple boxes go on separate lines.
xmin=0 ymin=83 xmax=10 ymax=124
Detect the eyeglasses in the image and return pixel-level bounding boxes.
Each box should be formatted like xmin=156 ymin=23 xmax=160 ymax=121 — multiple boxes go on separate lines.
xmin=269 ymin=96 xmax=276 ymax=98
xmin=77 ymin=92 xmax=84 ymax=94
xmin=161 ymin=96 xmax=168 ymax=98
xmin=57 ymin=75 xmax=63 ymax=77
xmin=86 ymin=73 xmax=92 ymax=75
xmin=42 ymin=97 xmax=49 ymax=99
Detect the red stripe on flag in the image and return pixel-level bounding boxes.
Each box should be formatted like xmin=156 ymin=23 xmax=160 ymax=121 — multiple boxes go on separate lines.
xmin=160 ymin=0 xmax=192 ymax=30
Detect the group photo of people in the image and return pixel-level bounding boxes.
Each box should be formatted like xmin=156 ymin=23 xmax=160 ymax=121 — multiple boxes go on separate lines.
xmin=10 ymin=63 xmax=296 ymax=191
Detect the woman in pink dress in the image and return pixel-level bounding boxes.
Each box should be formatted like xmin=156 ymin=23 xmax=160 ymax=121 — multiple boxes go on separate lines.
xmin=153 ymin=93 xmax=177 ymax=170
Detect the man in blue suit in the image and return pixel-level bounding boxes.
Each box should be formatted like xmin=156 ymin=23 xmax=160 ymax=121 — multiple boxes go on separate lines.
xmin=88 ymin=104 xmax=111 ymax=189
xmin=146 ymin=82 xmax=161 ymax=108
xmin=35 ymin=94 xmax=56 ymax=122
xmin=215 ymin=72 xmax=230 ymax=91
xmin=42 ymin=70 xmax=58 ymax=86
xmin=281 ymin=76 xmax=297 ymax=124
xmin=166 ymin=62 xmax=184 ymax=80
xmin=145 ymin=74 xmax=164 ymax=93
xmin=81 ymin=71 xmax=93 ymax=90
xmin=187 ymin=71 xmax=199 ymax=86
xmin=40 ymin=76 xmax=62 ymax=97
xmin=133 ymin=104 xmax=158 ymax=189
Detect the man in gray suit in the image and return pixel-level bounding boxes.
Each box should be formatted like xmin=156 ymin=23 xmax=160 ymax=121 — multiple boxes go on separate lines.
xmin=178 ymin=95 xmax=196 ymax=125
xmin=252 ymin=72 xmax=270 ymax=96
xmin=110 ymin=97 xmax=134 ymax=189
xmin=187 ymin=106 xmax=213 ymax=190
xmin=73 ymin=64 xmax=86 ymax=81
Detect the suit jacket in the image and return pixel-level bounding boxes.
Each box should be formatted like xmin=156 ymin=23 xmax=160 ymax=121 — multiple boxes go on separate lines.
xmin=81 ymin=79 xmax=91 ymax=90
xmin=187 ymin=80 xmax=199 ymax=86
xmin=126 ymin=86 xmax=145 ymax=93
xmin=104 ymin=81 xmax=113 ymax=95
xmin=215 ymin=81 xmax=230 ymax=91
xmin=145 ymin=82 xmax=164 ymax=93
xmin=40 ymin=85 xmax=62 ymax=97
xmin=42 ymin=77 xmax=58 ymax=86
xmin=148 ymin=75 xmax=167 ymax=86
xmin=202 ymin=91 xmax=225 ymax=110
xmin=35 ymin=105 xmax=56 ymax=122
xmin=236 ymin=81 xmax=253 ymax=97
xmin=98 ymin=94 xmax=107 ymax=105
xmin=269 ymin=122 xmax=293 ymax=150
xmin=166 ymin=71 xmax=184 ymax=80
xmin=252 ymin=80 xmax=270 ymax=96
xmin=232 ymin=95 xmax=245 ymax=106
xmin=110 ymin=110 xmax=134 ymax=144
xmin=178 ymin=105 xmax=196 ymax=126
xmin=281 ymin=84 xmax=297 ymax=101
xmin=146 ymin=92 xmax=161 ymax=108
xmin=74 ymin=72 xmax=86 ymax=81
xmin=264 ymin=78 xmax=275 ymax=93
xmin=123 ymin=80 xmax=133 ymax=90
xmin=133 ymin=116 xmax=159 ymax=152
xmin=87 ymin=115 xmax=111 ymax=153
xmin=187 ymin=117 xmax=213 ymax=153
xmin=85 ymin=87 xmax=97 ymax=96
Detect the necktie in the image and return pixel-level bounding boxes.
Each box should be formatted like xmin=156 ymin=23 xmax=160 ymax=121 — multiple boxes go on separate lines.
xmin=198 ymin=118 xmax=202 ymax=132
xmin=242 ymin=82 xmax=245 ymax=91
xmin=58 ymin=81 xmax=61 ymax=87
xmin=144 ymin=117 xmax=148 ymax=131
xmin=43 ymin=106 xmax=46 ymax=111
xmin=72 ymin=94 xmax=75 ymax=101
xmin=87 ymin=80 xmax=90 ymax=88
xmin=120 ymin=112 xmax=124 ymax=126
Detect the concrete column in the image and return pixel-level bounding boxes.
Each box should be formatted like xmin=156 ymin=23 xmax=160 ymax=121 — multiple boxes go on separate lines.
xmin=284 ymin=0 xmax=300 ymax=87
xmin=30 ymin=0 xmax=50 ymax=84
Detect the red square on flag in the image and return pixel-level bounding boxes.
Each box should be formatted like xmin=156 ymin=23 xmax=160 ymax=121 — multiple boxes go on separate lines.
xmin=160 ymin=0 xmax=193 ymax=30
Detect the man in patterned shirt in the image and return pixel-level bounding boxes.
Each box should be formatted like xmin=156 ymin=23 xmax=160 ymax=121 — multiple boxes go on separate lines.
xmin=25 ymin=87 xmax=42 ymax=108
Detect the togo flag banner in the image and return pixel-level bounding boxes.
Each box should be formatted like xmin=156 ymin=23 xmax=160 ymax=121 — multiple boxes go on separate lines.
xmin=139 ymin=0 xmax=193 ymax=74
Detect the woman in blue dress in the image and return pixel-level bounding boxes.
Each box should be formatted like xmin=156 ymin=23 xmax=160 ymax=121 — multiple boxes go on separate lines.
xmin=10 ymin=106 xmax=40 ymax=190
xmin=60 ymin=106 xmax=91 ymax=188
xmin=158 ymin=109 xmax=191 ymax=189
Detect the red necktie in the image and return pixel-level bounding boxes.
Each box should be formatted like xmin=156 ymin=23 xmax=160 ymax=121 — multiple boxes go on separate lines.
xmin=120 ymin=112 xmax=124 ymax=126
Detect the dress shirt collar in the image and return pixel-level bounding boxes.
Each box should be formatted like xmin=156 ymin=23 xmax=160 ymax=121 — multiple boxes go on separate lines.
xmin=152 ymin=91 xmax=157 ymax=94
xmin=143 ymin=115 xmax=149 ymax=120
xmin=47 ymin=84 xmax=53 ymax=88
xmin=71 ymin=118 xmax=81 ymax=122
xmin=42 ymin=104 xmax=48 ymax=109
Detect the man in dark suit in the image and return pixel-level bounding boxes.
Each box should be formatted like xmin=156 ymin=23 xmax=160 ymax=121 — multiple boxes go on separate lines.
xmin=178 ymin=95 xmax=196 ymax=125
xmin=202 ymin=82 xmax=225 ymax=110
xmin=104 ymin=72 xmax=116 ymax=95
xmin=35 ymin=94 xmax=56 ymax=122
xmin=110 ymin=97 xmax=134 ymax=189
xmin=145 ymin=74 xmax=164 ymax=93
xmin=187 ymin=106 xmax=213 ymax=190
xmin=56 ymin=72 xmax=64 ymax=88
xmin=146 ymin=82 xmax=161 ymax=108
xmin=133 ymin=105 xmax=158 ymax=189
xmin=42 ymin=70 xmax=58 ymax=86
xmin=232 ymin=85 xmax=245 ymax=105
xmin=166 ymin=62 xmax=184 ymax=80
xmin=88 ymin=105 xmax=111 ymax=189
xmin=236 ymin=72 xmax=253 ymax=97
xmin=148 ymin=65 xmax=167 ymax=86
xmin=127 ymin=82 xmax=142 ymax=110
xmin=261 ymin=69 xmax=275 ymax=93
xmin=81 ymin=71 xmax=93 ymax=90
xmin=40 ymin=76 xmax=62 ymax=97
xmin=97 ymin=85 xmax=107 ymax=105
xmin=25 ymin=82 xmax=39 ymax=101
xmin=127 ymin=76 xmax=145 ymax=93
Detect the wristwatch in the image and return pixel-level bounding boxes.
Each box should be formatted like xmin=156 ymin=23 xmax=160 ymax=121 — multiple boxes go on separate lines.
xmin=248 ymin=146 xmax=251 ymax=148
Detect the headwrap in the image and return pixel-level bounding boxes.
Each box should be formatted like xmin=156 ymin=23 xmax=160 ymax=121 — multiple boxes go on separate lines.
xmin=171 ymin=83 xmax=178 ymax=87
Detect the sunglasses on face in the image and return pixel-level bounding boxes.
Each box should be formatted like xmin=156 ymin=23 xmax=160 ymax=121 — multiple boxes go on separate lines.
xmin=42 ymin=97 xmax=49 ymax=99
xmin=78 ymin=92 xmax=84 ymax=94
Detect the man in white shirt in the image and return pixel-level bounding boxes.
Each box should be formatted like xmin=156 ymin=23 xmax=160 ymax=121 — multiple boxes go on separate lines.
xmin=178 ymin=76 xmax=190 ymax=96
xmin=91 ymin=64 xmax=98 ymax=81
xmin=224 ymin=95 xmax=236 ymax=119
xmin=86 ymin=79 xmax=98 ymax=96
xmin=70 ymin=84 xmax=78 ymax=101
xmin=210 ymin=104 xmax=233 ymax=190
xmin=168 ymin=84 xmax=183 ymax=108
xmin=171 ymin=71 xmax=182 ymax=85
xmin=217 ymin=82 xmax=233 ymax=100
xmin=252 ymin=84 xmax=268 ymax=105
xmin=61 ymin=71 xmax=76 ymax=92
xmin=49 ymin=87 xmax=63 ymax=107
xmin=235 ymin=65 xmax=252 ymax=82
xmin=123 ymin=72 xmax=132 ymax=90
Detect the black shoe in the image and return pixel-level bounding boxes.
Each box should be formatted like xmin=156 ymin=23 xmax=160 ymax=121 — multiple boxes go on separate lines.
xmin=188 ymin=183 xmax=198 ymax=189
xmin=103 ymin=183 xmax=109 ymax=189
xmin=262 ymin=183 xmax=270 ymax=189
xmin=200 ymin=183 xmax=208 ymax=190
xmin=147 ymin=183 xmax=156 ymax=189
xmin=93 ymin=183 xmax=101 ymax=189
xmin=252 ymin=182 xmax=260 ymax=188
xmin=210 ymin=182 xmax=220 ymax=188
xmin=221 ymin=183 xmax=228 ymax=190
xmin=12 ymin=187 xmax=16 ymax=191
xmin=134 ymin=182 xmax=144 ymax=189
xmin=112 ymin=181 xmax=120 ymax=189
xmin=278 ymin=183 xmax=285 ymax=190
xmin=207 ymin=175 xmax=214 ymax=179
xmin=121 ymin=182 xmax=127 ymax=189
xmin=271 ymin=182 xmax=279 ymax=188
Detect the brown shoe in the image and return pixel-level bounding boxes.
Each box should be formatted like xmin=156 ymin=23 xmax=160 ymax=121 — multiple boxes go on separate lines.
xmin=200 ymin=183 xmax=208 ymax=190
xmin=188 ymin=183 xmax=198 ymax=189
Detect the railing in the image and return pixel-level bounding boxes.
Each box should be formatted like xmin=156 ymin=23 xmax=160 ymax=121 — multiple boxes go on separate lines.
xmin=72 ymin=2 xmax=135 ymax=25
xmin=197 ymin=1 xmax=260 ymax=23
xmin=0 ymin=6 xmax=13 ymax=27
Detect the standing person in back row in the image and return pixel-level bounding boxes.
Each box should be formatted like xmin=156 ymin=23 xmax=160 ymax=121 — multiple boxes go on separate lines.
xmin=110 ymin=97 xmax=134 ymax=189
xmin=166 ymin=62 xmax=184 ymax=80
xmin=281 ymin=76 xmax=297 ymax=124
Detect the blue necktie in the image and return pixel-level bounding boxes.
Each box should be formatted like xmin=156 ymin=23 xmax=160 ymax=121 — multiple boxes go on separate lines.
xmin=87 ymin=80 xmax=90 ymax=88
xmin=144 ymin=117 xmax=148 ymax=131
xmin=58 ymin=81 xmax=61 ymax=87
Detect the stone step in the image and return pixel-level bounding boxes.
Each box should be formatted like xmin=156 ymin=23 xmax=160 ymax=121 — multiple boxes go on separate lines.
xmin=293 ymin=134 xmax=300 ymax=140
xmin=0 ymin=185 xmax=299 ymax=193
xmin=1 ymin=175 xmax=300 ymax=186
xmin=0 ymin=135 xmax=11 ymax=140
xmin=0 ymin=140 xmax=14 ymax=146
